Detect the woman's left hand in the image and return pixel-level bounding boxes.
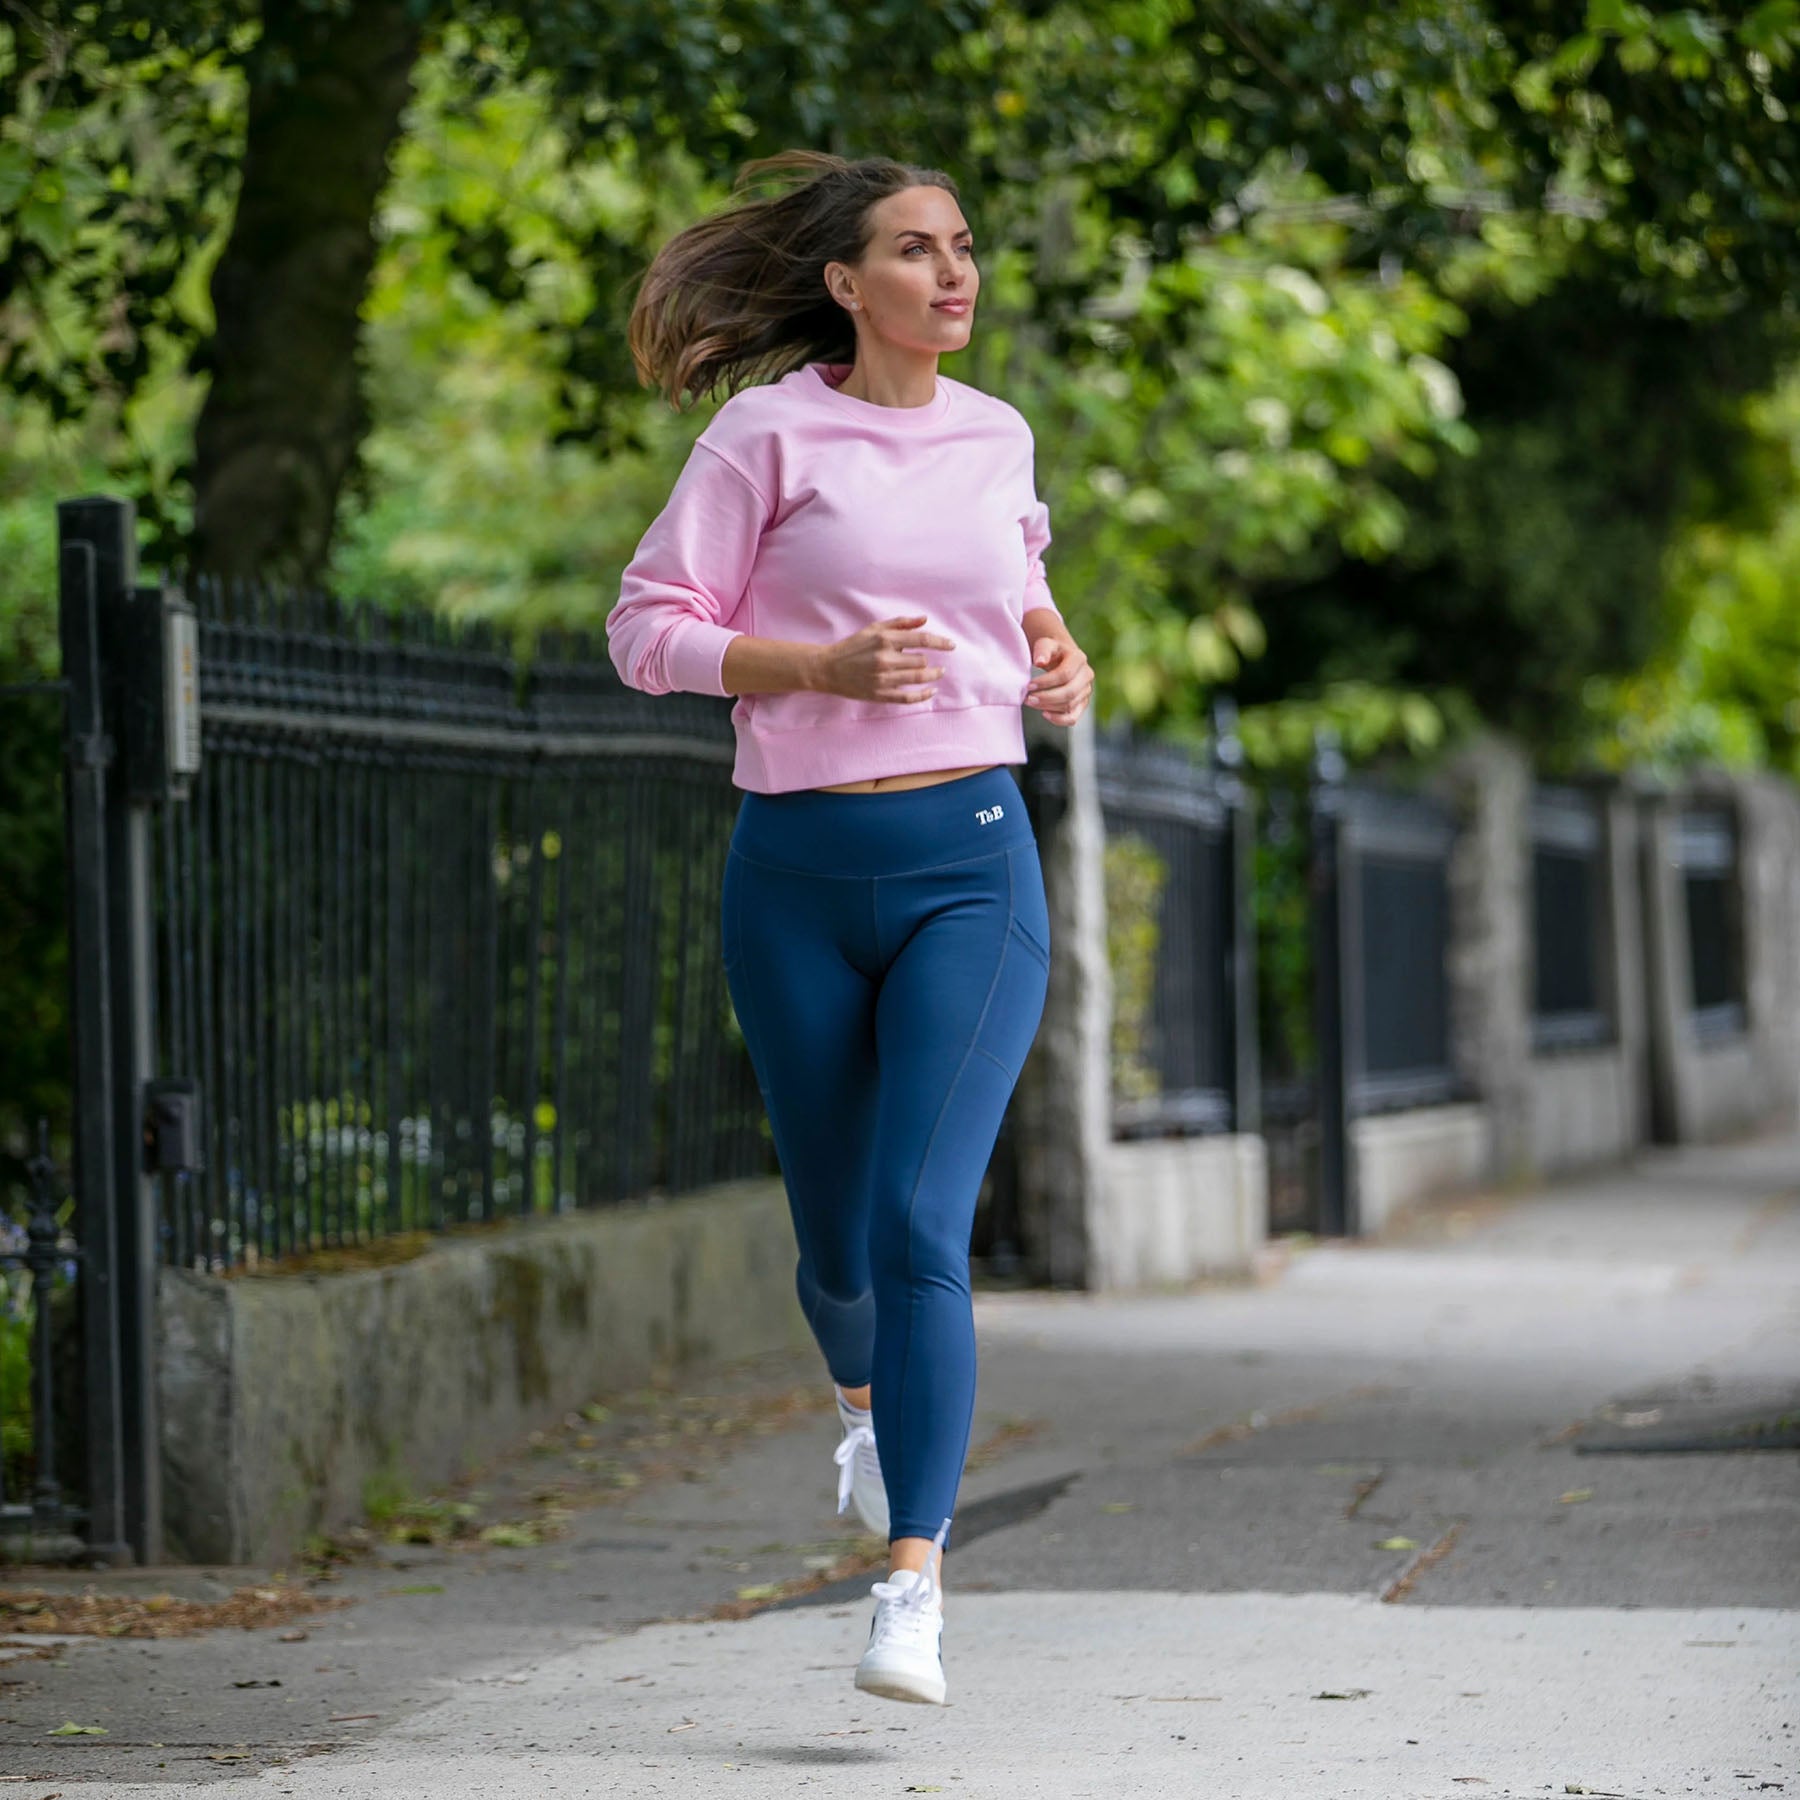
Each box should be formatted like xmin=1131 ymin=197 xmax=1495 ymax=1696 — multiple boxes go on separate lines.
xmin=1024 ymin=634 xmax=1094 ymax=727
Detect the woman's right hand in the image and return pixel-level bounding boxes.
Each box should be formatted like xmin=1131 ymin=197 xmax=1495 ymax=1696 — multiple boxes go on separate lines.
xmin=811 ymin=614 xmax=957 ymax=703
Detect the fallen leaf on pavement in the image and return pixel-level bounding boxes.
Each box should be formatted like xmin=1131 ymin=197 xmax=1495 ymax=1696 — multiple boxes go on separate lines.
xmin=480 ymin=1524 xmax=548 ymax=1547
xmin=2 ymin=1582 xmax=343 ymax=1640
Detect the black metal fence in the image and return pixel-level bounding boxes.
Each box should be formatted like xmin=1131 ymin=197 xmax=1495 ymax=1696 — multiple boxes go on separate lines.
xmin=1674 ymin=802 xmax=1747 ymax=1042
xmin=149 ymin=577 xmax=773 ymax=1273
xmin=1250 ymin=778 xmax=1318 ymax=1235
xmin=50 ymin=495 xmax=783 ymax=1562
xmin=1093 ymin=718 xmax=1255 ymax=1139
xmin=1084 ymin=714 xmax=1468 ymax=1239
xmin=0 ymin=660 xmax=90 ymax=1558
xmin=1258 ymin=736 xmax=1470 ymax=1236
xmin=0 ymin=1125 xmax=86 ymax=1555
xmin=1530 ymin=782 xmax=1615 ymax=1053
xmin=1337 ymin=778 xmax=1463 ymax=1116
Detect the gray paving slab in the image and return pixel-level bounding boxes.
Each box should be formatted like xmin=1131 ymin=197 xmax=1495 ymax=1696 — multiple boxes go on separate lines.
xmin=26 ymin=1596 xmax=1799 ymax=1798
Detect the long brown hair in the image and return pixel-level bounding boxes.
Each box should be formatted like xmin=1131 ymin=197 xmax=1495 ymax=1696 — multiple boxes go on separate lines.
xmin=627 ymin=151 xmax=960 ymax=409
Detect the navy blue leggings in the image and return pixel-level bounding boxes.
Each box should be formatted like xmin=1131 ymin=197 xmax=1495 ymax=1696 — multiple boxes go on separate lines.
xmin=720 ymin=767 xmax=1050 ymax=1549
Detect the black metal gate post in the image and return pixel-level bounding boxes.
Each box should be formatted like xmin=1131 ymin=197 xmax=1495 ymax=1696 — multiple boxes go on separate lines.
xmin=57 ymin=511 xmax=129 ymax=1563
xmin=1309 ymin=727 xmax=1358 ymax=1237
xmin=1209 ymin=697 xmax=1261 ymax=1137
xmin=57 ymin=496 xmax=162 ymax=1566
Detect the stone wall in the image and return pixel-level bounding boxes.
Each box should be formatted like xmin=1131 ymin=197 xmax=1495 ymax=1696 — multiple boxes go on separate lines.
xmin=1424 ymin=734 xmax=1799 ymax=1181
xmin=1644 ymin=769 xmax=1800 ymax=1141
xmin=1352 ymin=1104 xmax=1492 ymax=1236
xmin=1093 ymin=1135 xmax=1268 ymax=1288
xmin=158 ymin=1179 xmax=809 ymax=1566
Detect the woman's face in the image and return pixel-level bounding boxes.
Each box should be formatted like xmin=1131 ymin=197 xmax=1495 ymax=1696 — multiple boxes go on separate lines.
xmin=829 ymin=184 xmax=977 ymax=355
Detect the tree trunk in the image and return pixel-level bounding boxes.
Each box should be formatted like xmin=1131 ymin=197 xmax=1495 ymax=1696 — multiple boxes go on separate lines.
xmin=188 ymin=1 xmax=423 ymax=581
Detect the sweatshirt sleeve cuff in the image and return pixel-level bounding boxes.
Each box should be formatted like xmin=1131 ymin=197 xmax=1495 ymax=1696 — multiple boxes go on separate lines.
xmin=663 ymin=619 xmax=743 ymax=698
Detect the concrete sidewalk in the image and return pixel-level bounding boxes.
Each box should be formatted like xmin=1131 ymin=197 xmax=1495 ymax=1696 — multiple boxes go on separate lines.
xmin=2 ymin=1129 xmax=1795 ymax=1796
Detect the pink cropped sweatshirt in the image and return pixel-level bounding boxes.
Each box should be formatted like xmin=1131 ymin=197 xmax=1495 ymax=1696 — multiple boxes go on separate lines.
xmin=604 ymin=359 xmax=1062 ymax=793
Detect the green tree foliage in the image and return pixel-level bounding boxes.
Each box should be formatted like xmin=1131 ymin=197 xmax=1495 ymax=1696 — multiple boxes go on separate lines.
xmin=1008 ymin=0 xmax=1800 ymax=319
xmin=1579 ymin=367 xmax=1800 ymax=780
xmin=0 ymin=6 xmax=239 ymax=485
xmin=2 ymin=0 xmax=989 ymax=576
xmin=959 ymin=166 xmax=1481 ymax=745
xmin=942 ymin=0 xmax=1800 ymax=764
xmin=327 ymin=33 xmax=728 ymax=623
xmin=330 ymin=52 xmax=1485 ymax=727
xmin=7 ymin=1 xmax=1798 ymax=563
xmin=2 ymin=2 xmax=1793 ymax=772
xmin=1234 ymin=272 xmax=1788 ymax=759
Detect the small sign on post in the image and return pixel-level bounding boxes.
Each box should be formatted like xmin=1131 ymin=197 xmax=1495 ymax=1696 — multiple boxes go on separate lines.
xmin=164 ymin=592 xmax=201 ymax=790
xmin=122 ymin=583 xmax=201 ymax=803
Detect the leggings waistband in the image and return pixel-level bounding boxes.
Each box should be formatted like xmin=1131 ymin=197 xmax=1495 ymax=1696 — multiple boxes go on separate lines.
xmin=730 ymin=766 xmax=1035 ymax=877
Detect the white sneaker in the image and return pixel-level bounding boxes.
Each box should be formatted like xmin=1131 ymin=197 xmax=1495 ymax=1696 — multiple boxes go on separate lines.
xmin=853 ymin=1520 xmax=950 ymax=1706
xmin=832 ymin=1389 xmax=890 ymax=1538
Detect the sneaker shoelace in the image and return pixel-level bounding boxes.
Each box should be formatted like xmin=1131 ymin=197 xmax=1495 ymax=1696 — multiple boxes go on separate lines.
xmin=867 ymin=1517 xmax=951 ymax=1648
xmin=833 ymin=1420 xmax=881 ymax=1516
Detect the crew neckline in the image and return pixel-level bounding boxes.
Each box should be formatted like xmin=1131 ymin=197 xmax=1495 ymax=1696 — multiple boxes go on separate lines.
xmin=806 ymin=361 xmax=952 ymax=428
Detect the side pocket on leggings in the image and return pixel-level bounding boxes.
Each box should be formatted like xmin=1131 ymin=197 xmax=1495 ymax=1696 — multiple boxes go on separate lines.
xmin=1005 ymin=844 xmax=1052 ymax=969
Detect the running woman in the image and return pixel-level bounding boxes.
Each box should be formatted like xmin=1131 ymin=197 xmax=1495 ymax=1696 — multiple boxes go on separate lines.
xmin=605 ymin=151 xmax=1095 ymax=1706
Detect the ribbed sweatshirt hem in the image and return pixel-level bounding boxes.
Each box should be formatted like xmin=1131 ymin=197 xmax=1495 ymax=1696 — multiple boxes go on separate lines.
xmin=731 ymin=704 xmax=1028 ymax=794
